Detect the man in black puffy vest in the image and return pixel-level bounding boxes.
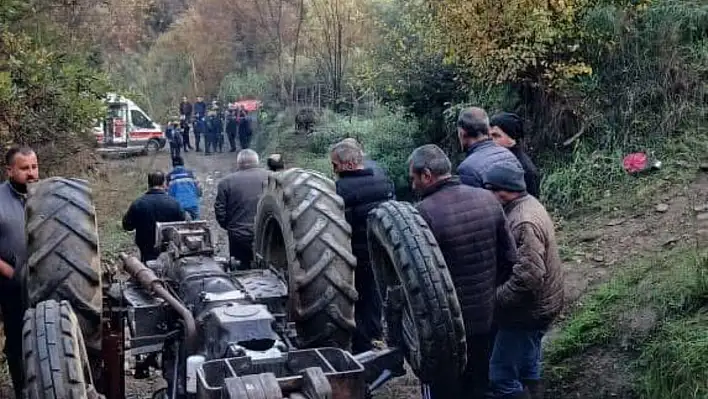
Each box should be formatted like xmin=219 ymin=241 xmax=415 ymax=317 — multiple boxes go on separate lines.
xmin=330 ymin=140 xmax=395 ymax=354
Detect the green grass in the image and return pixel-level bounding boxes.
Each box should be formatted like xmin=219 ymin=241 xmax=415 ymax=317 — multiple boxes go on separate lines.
xmin=547 ymin=246 xmax=708 ymax=397
xmin=540 ymin=130 xmax=708 ymax=216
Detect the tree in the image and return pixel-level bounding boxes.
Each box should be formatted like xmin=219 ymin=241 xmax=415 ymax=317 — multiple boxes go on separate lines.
xmin=306 ymin=0 xmax=369 ymax=103
xmin=429 ymin=0 xmax=593 ymax=89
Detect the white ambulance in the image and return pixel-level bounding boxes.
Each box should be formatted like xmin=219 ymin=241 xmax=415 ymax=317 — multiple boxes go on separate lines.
xmin=93 ymin=93 xmax=166 ymax=154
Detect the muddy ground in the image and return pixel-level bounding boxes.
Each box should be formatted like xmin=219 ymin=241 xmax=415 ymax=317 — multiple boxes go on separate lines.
xmin=1 ymin=148 xmax=707 ymax=398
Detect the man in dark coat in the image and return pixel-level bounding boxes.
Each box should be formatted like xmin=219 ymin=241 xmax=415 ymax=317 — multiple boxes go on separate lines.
xmin=410 ymin=144 xmax=518 ymax=399
xmin=122 ymin=171 xmax=185 ymax=262
xmin=0 ymin=146 xmax=39 ymax=398
xmin=330 ymin=140 xmax=395 ymax=354
xmin=489 ymin=112 xmax=542 ymax=198
xmin=179 ymin=96 xmax=193 ymax=151
xmin=237 ymin=107 xmax=253 ymax=150
xmin=456 ymin=107 xmax=523 ymax=188
xmin=193 ymin=96 xmax=207 ymax=120
xmin=193 ymin=116 xmax=206 ymax=152
xmin=483 ymin=162 xmax=563 ymax=399
xmin=215 ymin=150 xmax=270 ymax=269
xmin=226 ymin=108 xmax=239 ymax=152
xmin=179 ymin=96 xmax=193 ymax=120
xmin=205 ymin=110 xmax=223 ymax=155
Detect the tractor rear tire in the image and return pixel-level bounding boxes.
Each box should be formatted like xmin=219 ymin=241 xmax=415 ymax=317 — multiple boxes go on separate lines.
xmin=23 ymin=300 xmax=100 ymax=399
xmin=367 ymin=200 xmax=467 ymax=384
xmin=253 ymin=168 xmax=357 ymax=350
xmin=25 ymin=177 xmax=102 ymax=352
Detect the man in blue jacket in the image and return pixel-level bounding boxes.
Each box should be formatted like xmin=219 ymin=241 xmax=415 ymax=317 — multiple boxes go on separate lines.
xmin=456 ymin=107 xmax=523 ymax=188
xmin=167 ymin=156 xmax=202 ymax=220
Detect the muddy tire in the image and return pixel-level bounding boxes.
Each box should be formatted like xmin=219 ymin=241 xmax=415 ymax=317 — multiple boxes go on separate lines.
xmin=25 ymin=177 xmax=102 ymax=351
xmin=253 ymin=168 xmax=357 ymax=350
xmin=23 ymin=300 xmax=99 ymax=399
xmin=367 ymin=200 xmax=466 ymax=384
xmin=146 ymin=138 xmax=161 ymax=154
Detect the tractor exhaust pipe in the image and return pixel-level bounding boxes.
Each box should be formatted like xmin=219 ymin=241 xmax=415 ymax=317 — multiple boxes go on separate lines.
xmin=119 ymin=253 xmax=197 ymax=354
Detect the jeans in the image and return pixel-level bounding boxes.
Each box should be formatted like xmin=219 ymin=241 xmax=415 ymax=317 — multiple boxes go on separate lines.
xmin=421 ymin=332 xmax=494 ymax=399
xmin=184 ymin=207 xmax=199 ymax=220
xmin=489 ymin=328 xmax=545 ymax=397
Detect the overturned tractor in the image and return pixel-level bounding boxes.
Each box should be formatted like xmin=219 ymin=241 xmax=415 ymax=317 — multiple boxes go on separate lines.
xmin=20 ymin=169 xmax=466 ymax=399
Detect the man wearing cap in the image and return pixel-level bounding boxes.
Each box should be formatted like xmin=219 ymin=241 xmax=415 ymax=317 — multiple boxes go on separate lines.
xmin=489 ymin=112 xmax=542 ymax=198
xmin=483 ymin=162 xmax=564 ymax=399
xmin=266 ymin=153 xmax=285 ymax=172
xmin=456 ymin=107 xmax=523 ymax=188
xmin=409 ymin=144 xmax=518 ymax=399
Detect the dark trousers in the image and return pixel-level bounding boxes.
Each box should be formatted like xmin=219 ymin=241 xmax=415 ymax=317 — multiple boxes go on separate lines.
xmin=489 ymin=328 xmax=545 ymax=397
xmin=228 ymin=234 xmax=253 ymax=270
xmin=181 ymin=125 xmax=191 ymax=150
xmin=352 ymin=264 xmax=382 ymax=354
xmin=1 ymin=278 xmax=25 ymax=399
xmin=238 ymin=132 xmax=251 ymax=150
xmin=227 ymin=130 xmax=237 ymax=151
xmin=422 ymin=332 xmax=494 ymax=399
xmin=205 ymin=135 xmax=217 ymax=154
xmin=194 ymin=131 xmax=202 ymax=151
xmin=217 ymin=134 xmax=224 ymax=152
xmin=169 ymin=142 xmax=181 ymax=159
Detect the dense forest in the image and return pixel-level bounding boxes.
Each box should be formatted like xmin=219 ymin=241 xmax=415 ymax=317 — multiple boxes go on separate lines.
xmin=0 ymin=0 xmax=706 ymax=211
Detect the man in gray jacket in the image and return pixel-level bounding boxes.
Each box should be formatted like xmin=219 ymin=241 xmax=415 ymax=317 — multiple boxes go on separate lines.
xmin=456 ymin=107 xmax=523 ymax=188
xmin=0 ymin=146 xmax=39 ymax=398
xmin=215 ymin=149 xmax=270 ymax=269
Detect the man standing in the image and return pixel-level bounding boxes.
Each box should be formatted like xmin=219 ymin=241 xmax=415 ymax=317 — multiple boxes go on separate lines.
xmin=215 ymin=150 xmax=269 ymax=269
xmin=205 ymin=110 xmax=223 ymax=155
xmin=483 ymin=162 xmax=563 ymax=399
xmin=179 ymin=96 xmax=193 ymax=121
xmin=226 ymin=107 xmax=239 ymax=152
xmin=237 ymin=106 xmax=253 ymax=150
xmin=330 ymin=140 xmax=395 ymax=353
xmin=193 ymin=96 xmax=207 ymax=121
xmin=179 ymin=96 xmax=193 ymax=151
xmin=167 ymin=156 xmax=202 ymax=220
xmin=0 ymin=146 xmax=38 ymax=398
xmin=165 ymin=120 xmax=182 ymax=159
xmin=193 ymin=116 xmax=206 ymax=152
xmin=489 ymin=112 xmax=542 ymax=198
xmin=409 ymin=144 xmax=518 ymax=399
xmin=456 ymin=107 xmax=523 ymax=188
xmin=340 ymin=137 xmax=387 ymax=177
xmin=122 ymin=171 xmax=185 ymax=262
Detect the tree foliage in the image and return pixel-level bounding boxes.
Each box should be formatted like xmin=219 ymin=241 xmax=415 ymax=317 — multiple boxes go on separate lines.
xmin=0 ymin=0 xmax=109 ymax=175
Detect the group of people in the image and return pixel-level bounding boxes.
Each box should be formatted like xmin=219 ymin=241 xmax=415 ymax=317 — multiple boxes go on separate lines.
xmin=329 ymin=107 xmax=560 ymax=399
xmin=166 ymin=96 xmax=254 ymax=158
xmin=0 ymin=104 xmax=559 ymax=399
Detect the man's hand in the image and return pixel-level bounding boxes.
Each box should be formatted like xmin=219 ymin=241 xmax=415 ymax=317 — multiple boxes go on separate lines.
xmin=0 ymin=258 xmax=14 ymax=280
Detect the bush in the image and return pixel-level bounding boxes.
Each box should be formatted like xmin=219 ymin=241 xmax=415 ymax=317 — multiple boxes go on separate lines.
xmin=0 ymin=30 xmax=109 ymax=176
xmin=308 ymin=106 xmax=419 ymax=198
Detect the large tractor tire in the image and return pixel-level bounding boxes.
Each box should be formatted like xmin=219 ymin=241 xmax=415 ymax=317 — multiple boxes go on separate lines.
xmin=367 ymin=200 xmax=467 ymax=384
xmin=23 ymin=300 xmax=101 ymax=399
xmin=25 ymin=177 xmax=102 ymax=352
xmin=253 ymin=168 xmax=357 ymax=350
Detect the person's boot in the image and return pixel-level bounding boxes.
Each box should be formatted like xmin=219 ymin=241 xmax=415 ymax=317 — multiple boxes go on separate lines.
xmin=522 ymin=379 xmax=543 ymax=399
